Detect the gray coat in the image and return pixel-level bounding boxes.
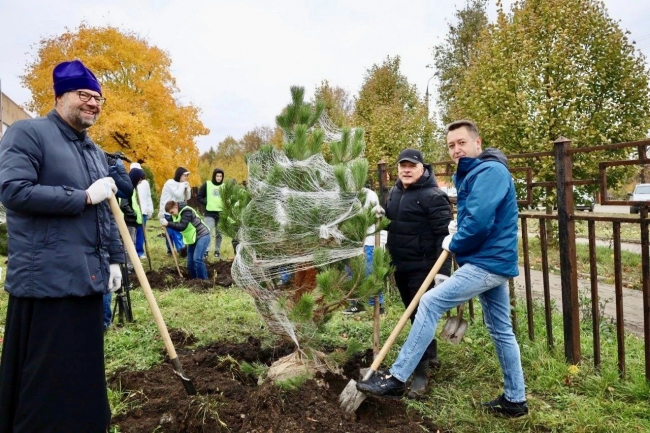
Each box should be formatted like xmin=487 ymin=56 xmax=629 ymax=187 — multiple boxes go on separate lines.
xmin=0 ymin=110 xmax=125 ymax=298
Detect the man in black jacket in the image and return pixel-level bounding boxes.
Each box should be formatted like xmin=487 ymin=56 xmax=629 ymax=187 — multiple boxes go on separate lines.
xmin=0 ymin=60 xmax=123 ymax=432
xmin=384 ymin=148 xmax=452 ymax=398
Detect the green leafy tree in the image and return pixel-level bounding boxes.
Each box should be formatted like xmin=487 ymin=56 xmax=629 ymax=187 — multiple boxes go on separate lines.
xmin=432 ymin=0 xmax=489 ymax=126
xmin=450 ymin=0 xmax=650 ymax=203
xmin=312 ymin=80 xmax=354 ymax=128
xmin=354 ymin=56 xmax=437 ymax=167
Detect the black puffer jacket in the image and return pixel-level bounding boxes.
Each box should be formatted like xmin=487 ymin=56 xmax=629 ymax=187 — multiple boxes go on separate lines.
xmin=166 ymin=202 xmax=210 ymax=243
xmin=385 ymin=166 xmax=452 ymax=275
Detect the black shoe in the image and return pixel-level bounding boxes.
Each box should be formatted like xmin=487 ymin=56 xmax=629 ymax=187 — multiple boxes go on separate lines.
xmin=428 ymin=339 xmax=441 ymax=369
xmin=379 ymin=306 xmax=386 ymax=316
xmin=356 ymin=370 xmax=406 ymax=398
xmin=481 ymin=394 xmax=529 ymax=418
xmin=407 ymin=359 xmax=429 ymax=399
xmin=214 ymin=251 xmax=220 ymax=259
xmin=343 ymin=301 xmax=364 ymax=315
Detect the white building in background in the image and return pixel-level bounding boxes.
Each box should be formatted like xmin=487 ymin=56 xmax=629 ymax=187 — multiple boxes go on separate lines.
xmin=1 ymin=85 xmax=32 ymax=138
xmin=0 ymin=84 xmax=32 ymax=223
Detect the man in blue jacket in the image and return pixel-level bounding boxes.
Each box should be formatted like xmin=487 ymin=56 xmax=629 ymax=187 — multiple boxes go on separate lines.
xmin=0 ymin=60 xmax=124 ymax=431
xmin=357 ymin=120 xmax=528 ymax=418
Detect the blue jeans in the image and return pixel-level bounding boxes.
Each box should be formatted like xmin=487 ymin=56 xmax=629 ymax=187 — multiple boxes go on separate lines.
xmin=187 ymin=235 xmax=210 ymax=279
xmin=164 ymin=215 xmax=184 ymax=253
xmin=135 ymin=215 xmax=148 ymax=256
xmin=389 ymin=263 xmax=526 ymax=403
xmin=102 ymin=293 xmax=112 ymax=330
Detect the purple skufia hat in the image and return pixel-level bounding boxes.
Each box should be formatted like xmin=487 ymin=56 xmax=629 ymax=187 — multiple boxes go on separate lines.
xmin=53 ymin=60 xmax=102 ymax=96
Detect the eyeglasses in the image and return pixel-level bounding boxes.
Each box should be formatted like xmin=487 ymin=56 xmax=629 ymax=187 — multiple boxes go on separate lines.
xmin=76 ymin=91 xmax=106 ymax=106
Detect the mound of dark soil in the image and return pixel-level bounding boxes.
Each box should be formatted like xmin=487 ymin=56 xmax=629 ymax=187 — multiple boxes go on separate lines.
xmin=132 ymin=260 xmax=234 ymax=291
xmin=110 ymin=339 xmax=441 ymax=432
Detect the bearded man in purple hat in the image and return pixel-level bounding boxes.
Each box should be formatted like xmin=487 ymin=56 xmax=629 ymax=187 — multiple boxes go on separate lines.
xmin=0 ymin=60 xmax=124 ymax=432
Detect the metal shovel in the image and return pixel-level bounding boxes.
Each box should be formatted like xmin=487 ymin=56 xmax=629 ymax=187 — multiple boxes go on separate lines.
xmin=440 ymin=302 xmax=468 ymax=344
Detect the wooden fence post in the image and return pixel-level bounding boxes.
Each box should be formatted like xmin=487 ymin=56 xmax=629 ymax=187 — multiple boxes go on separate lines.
xmin=554 ymin=136 xmax=581 ymax=364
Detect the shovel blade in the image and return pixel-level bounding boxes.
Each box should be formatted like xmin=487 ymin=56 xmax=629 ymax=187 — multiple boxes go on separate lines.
xmin=441 ymin=317 xmax=469 ymax=344
xmin=339 ymin=379 xmax=367 ymax=412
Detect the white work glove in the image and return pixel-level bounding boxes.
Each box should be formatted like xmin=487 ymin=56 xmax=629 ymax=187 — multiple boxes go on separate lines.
xmin=108 ymin=264 xmax=122 ymax=292
xmin=86 ymin=177 xmax=117 ymax=204
xmin=434 ymin=273 xmax=449 ymax=287
xmin=371 ymin=204 xmax=385 ymax=219
xmin=448 ymin=220 xmax=458 ymax=235
xmin=442 ymin=234 xmax=454 ymax=252
xmin=183 ymin=181 xmax=191 ymax=199
xmin=161 ymin=219 xmax=169 ymax=227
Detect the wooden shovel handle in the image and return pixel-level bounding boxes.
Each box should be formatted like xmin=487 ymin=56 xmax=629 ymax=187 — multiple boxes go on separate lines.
xmin=108 ymin=195 xmax=179 ymax=360
xmin=369 ymin=250 xmax=449 ymax=372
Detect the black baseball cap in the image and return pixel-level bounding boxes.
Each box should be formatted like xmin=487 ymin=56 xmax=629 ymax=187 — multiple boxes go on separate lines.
xmin=398 ymin=148 xmax=423 ymax=164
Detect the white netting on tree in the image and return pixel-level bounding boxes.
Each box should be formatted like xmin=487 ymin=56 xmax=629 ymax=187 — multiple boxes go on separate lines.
xmin=231 ymin=148 xmax=366 ymax=348
xmin=316 ymin=112 xmax=361 ymax=143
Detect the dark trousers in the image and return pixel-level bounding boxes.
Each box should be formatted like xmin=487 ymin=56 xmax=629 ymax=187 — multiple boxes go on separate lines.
xmin=135 ymin=214 xmax=148 ymax=256
xmin=0 ymin=294 xmax=111 ymax=432
xmin=394 ymin=269 xmax=438 ymax=363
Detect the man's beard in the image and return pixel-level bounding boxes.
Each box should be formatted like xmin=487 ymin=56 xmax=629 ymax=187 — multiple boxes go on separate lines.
xmin=70 ymin=106 xmax=99 ymax=129
xmin=60 ymin=102 xmax=99 ymax=130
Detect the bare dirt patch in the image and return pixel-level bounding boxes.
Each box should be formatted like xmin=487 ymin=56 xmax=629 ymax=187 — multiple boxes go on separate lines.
xmin=110 ymin=339 xmax=442 ymax=432
xmin=131 ymin=260 xmax=235 ymax=291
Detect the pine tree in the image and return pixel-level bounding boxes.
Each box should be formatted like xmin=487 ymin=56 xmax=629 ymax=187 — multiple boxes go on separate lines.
xmin=230 ymin=86 xmax=391 ymax=380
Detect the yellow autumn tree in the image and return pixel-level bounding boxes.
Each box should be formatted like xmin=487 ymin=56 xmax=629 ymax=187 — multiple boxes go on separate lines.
xmin=21 ymin=24 xmax=209 ymax=189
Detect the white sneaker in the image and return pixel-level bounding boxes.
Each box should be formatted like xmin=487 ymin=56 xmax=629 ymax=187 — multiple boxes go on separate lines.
xmin=139 ymin=254 xmax=147 ymax=259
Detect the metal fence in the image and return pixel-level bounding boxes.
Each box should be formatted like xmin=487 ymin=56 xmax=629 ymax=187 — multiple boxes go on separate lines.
xmin=374 ymin=138 xmax=650 ymax=381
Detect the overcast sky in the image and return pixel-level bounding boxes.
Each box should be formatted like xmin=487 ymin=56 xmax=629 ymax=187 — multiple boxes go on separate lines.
xmin=1 ymin=0 xmax=649 ymax=153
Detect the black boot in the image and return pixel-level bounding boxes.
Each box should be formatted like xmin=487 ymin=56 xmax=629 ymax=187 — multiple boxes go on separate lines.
xmin=428 ymin=338 xmax=441 ymax=368
xmin=482 ymin=394 xmax=529 ymax=417
xmin=407 ymin=358 xmax=429 ymax=399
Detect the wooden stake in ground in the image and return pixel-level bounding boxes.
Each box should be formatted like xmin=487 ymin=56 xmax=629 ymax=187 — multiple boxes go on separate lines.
xmin=108 ymin=195 xmax=197 ymax=395
xmin=163 ymin=227 xmax=183 ymax=278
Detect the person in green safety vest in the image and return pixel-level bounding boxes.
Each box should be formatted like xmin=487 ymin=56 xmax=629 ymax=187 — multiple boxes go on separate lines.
xmin=197 ymin=168 xmax=225 ymax=259
xmin=162 ymin=200 xmax=211 ymax=279
xmin=119 ymin=168 xmax=146 ymax=271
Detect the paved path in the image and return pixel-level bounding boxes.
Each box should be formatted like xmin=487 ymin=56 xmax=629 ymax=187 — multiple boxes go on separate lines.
xmin=513 ymin=266 xmax=646 ymax=336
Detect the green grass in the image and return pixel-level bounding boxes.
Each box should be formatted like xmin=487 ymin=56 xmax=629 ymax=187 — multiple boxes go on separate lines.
xmin=1 ymin=219 xmax=649 ymax=431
